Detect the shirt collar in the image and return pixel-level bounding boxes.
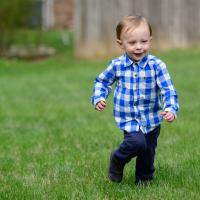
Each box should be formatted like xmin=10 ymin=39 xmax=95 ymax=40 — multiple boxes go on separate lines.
xmin=123 ymin=53 xmax=148 ymax=69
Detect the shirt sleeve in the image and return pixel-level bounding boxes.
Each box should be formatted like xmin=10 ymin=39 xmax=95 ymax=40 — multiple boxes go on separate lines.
xmin=91 ymin=61 xmax=116 ymax=106
xmin=156 ymin=61 xmax=179 ymax=116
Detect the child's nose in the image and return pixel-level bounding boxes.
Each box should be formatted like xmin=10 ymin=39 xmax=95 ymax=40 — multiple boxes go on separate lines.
xmin=136 ymin=43 xmax=142 ymax=49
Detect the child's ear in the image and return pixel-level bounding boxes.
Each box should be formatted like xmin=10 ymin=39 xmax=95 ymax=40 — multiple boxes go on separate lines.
xmin=116 ymin=39 xmax=124 ymax=49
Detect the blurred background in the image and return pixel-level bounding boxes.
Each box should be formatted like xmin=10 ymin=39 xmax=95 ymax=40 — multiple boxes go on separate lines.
xmin=0 ymin=0 xmax=73 ymax=60
xmin=1 ymin=0 xmax=200 ymax=60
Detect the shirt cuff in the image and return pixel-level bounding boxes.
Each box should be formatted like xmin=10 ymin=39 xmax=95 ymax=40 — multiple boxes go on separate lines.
xmin=93 ymin=97 xmax=106 ymax=106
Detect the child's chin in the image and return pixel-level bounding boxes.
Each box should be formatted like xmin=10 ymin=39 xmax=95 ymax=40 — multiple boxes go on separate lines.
xmin=133 ymin=57 xmax=142 ymax=62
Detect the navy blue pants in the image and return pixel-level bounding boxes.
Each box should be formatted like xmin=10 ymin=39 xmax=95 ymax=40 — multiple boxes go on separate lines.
xmin=113 ymin=125 xmax=160 ymax=182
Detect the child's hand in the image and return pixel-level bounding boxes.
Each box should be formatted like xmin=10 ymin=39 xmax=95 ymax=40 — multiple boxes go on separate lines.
xmin=161 ymin=111 xmax=175 ymax=122
xmin=95 ymin=100 xmax=107 ymax=112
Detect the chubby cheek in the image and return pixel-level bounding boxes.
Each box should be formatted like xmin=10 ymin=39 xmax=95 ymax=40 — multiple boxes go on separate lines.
xmin=143 ymin=44 xmax=150 ymax=51
xmin=126 ymin=45 xmax=135 ymax=52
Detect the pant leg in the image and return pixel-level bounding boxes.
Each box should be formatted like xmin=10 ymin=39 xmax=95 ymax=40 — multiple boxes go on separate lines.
xmin=135 ymin=125 xmax=161 ymax=182
xmin=113 ymin=129 xmax=147 ymax=165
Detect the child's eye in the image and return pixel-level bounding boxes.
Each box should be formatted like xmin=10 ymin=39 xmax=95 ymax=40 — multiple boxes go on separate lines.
xmin=129 ymin=41 xmax=136 ymax=45
xmin=142 ymin=40 xmax=148 ymax=43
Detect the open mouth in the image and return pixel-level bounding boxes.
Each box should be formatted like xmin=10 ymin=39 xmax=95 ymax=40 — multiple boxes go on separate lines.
xmin=132 ymin=53 xmax=144 ymax=61
xmin=134 ymin=53 xmax=143 ymax=57
xmin=133 ymin=53 xmax=144 ymax=60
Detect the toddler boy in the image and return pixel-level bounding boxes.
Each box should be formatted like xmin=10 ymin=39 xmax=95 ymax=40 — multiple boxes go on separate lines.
xmin=91 ymin=15 xmax=179 ymax=185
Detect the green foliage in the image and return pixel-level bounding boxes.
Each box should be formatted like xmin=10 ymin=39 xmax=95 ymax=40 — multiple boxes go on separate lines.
xmin=0 ymin=0 xmax=32 ymax=29
xmin=0 ymin=48 xmax=200 ymax=199
xmin=11 ymin=30 xmax=74 ymax=52
xmin=0 ymin=0 xmax=33 ymax=52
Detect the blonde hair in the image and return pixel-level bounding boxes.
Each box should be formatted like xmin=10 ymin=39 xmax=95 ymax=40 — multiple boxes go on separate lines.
xmin=116 ymin=15 xmax=152 ymax=40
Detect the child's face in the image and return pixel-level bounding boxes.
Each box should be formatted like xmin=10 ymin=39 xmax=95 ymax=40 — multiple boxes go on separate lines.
xmin=117 ymin=22 xmax=152 ymax=62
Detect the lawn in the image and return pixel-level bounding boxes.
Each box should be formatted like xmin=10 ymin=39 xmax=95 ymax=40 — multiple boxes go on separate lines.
xmin=0 ymin=47 xmax=200 ymax=199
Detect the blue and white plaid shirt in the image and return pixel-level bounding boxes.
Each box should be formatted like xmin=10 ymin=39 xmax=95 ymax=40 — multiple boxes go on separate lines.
xmin=91 ymin=53 xmax=179 ymax=134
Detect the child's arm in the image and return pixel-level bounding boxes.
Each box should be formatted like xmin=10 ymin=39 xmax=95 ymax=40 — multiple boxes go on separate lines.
xmin=91 ymin=62 xmax=116 ymax=110
xmin=156 ymin=62 xmax=179 ymax=122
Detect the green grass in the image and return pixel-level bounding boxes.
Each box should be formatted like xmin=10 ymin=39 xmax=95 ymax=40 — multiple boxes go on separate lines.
xmin=0 ymin=47 xmax=200 ymax=199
